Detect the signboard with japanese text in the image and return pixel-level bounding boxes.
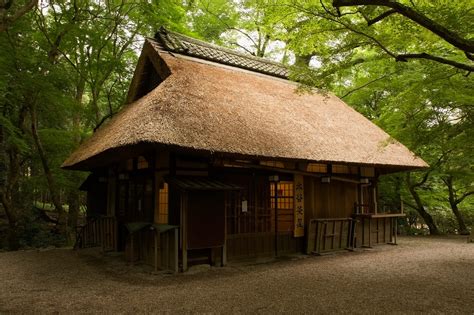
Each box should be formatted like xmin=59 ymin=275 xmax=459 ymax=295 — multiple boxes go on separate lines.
xmin=294 ymin=174 xmax=304 ymax=237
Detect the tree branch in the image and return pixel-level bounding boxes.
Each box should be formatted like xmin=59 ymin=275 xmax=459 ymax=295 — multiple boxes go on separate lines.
xmin=341 ymin=70 xmax=398 ymax=98
xmin=456 ymin=191 xmax=474 ymax=205
xmin=396 ymin=53 xmax=474 ymax=72
xmin=230 ymin=41 xmax=256 ymax=56
xmin=367 ymin=9 xmax=396 ymax=26
xmin=332 ymin=0 xmax=474 ymax=53
xmin=0 ymin=0 xmax=38 ymax=32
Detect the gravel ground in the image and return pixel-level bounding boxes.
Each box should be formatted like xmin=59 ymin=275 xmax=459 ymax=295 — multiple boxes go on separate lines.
xmin=0 ymin=236 xmax=473 ymax=314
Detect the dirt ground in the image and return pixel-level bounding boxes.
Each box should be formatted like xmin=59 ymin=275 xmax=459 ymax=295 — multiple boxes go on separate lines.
xmin=0 ymin=236 xmax=473 ymax=314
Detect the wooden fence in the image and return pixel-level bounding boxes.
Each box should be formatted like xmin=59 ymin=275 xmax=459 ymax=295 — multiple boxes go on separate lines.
xmin=75 ymin=216 xmax=117 ymax=252
xmin=306 ymin=218 xmax=355 ymax=255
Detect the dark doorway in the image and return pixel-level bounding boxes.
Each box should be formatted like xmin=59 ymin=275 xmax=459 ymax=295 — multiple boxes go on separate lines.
xmin=187 ymin=190 xmax=226 ymax=249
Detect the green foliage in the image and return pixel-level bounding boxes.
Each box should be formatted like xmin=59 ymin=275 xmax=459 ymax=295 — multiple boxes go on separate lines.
xmin=262 ymin=0 xmax=474 ymax=234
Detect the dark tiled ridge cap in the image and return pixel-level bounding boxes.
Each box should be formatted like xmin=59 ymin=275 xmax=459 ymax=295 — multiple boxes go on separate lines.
xmin=154 ymin=27 xmax=289 ymax=79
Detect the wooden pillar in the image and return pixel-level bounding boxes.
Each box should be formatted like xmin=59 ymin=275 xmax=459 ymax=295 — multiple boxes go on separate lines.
xmin=222 ymin=243 xmax=227 ymax=267
xmin=154 ymin=229 xmax=158 ymax=272
xmin=130 ymin=233 xmax=134 ymax=266
xmin=164 ymin=231 xmax=169 ymax=270
xmin=373 ymin=183 xmax=378 ymax=214
xmin=368 ymin=218 xmax=372 ymax=248
xmin=174 ymin=228 xmax=179 ymax=273
xmin=181 ymin=193 xmax=188 ymax=272
xmin=394 ymin=218 xmax=398 ymax=245
xmin=223 ymin=192 xmax=227 ymax=267
xmin=274 ymin=181 xmax=278 ymax=257
xmin=361 ymin=217 xmax=365 ymax=246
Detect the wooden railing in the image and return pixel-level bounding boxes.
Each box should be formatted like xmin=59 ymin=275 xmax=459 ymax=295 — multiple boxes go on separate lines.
xmin=354 ymin=203 xmax=371 ymax=214
xmin=75 ymin=215 xmax=117 ymax=252
xmin=306 ymin=218 xmax=355 ymax=255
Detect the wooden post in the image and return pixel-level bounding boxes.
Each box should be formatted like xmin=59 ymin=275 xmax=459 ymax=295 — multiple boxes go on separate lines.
xmin=339 ymin=220 xmax=343 ymax=249
xmin=164 ymin=231 xmax=169 ymax=270
xmin=174 ymin=228 xmax=179 ymax=273
xmin=322 ymin=221 xmax=328 ymax=252
xmin=394 ymin=218 xmax=398 ymax=245
xmin=274 ymin=181 xmax=278 ymax=257
xmin=350 ymin=219 xmax=356 ymax=250
xmin=376 ymin=218 xmax=379 ymax=244
xmin=389 ymin=217 xmax=393 ymax=244
xmin=182 ymin=245 xmax=187 ymax=271
xmin=368 ymin=218 xmax=372 ymax=248
xmin=361 ymin=217 xmax=365 ymax=247
xmin=130 ymin=233 xmax=134 ymax=266
xmin=222 ymin=243 xmax=227 ymax=267
xmin=373 ymin=184 xmax=378 ymax=214
xmin=223 ymin=192 xmax=227 ymax=267
xmin=181 ymin=193 xmax=188 ymax=272
xmin=154 ymin=229 xmax=158 ymax=272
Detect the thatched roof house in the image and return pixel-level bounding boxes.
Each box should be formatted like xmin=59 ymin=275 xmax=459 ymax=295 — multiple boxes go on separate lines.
xmin=62 ymin=28 xmax=427 ymax=172
xmin=68 ymin=28 xmax=429 ymax=271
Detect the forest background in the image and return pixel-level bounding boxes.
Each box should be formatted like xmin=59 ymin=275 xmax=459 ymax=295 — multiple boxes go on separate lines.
xmin=0 ymin=0 xmax=472 ymax=250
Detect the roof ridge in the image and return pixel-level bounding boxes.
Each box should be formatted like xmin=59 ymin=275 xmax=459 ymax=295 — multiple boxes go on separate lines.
xmin=154 ymin=27 xmax=289 ymax=79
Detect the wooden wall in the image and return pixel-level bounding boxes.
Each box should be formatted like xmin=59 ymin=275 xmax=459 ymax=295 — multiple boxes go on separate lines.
xmin=303 ymin=177 xmax=358 ymax=222
xmin=227 ymin=232 xmax=304 ymax=260
xmin=125 ymin=228 xmax=178 ymax=272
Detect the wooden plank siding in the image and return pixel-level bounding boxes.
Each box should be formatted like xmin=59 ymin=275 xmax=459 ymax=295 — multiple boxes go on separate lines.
xmin=303 ymin=176 xmax=358 ymax=222
xmin=125 ymin=227 xmax=179 ymax=272
xmin=227 ymin=232 xmax=304 ymax=260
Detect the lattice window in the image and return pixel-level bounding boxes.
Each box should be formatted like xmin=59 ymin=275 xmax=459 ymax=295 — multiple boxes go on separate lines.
xmin=270 ymin=181 xmax=294 ymax=232
xmin=157 ymin=183 xmax=168 ymax=224
xmin=225 ymin=190 xmax=272 ymax=235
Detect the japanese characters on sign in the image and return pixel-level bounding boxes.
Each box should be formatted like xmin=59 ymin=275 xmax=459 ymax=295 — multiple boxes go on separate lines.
xmin=294 ymin=174 xmax=304 ymax=237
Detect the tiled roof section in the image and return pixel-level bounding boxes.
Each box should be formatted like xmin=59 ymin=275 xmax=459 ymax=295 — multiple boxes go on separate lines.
xmin=154 ymin=27 xmax=289 ymax=79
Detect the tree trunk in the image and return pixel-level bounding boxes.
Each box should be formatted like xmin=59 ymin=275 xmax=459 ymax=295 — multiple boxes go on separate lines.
xmin=450 ymin=202 xmax=469 ymax=235
xmin=406 ymin=174 xmax=440 ymax=235
xmin=1 ymin=195 xmax=20 ymax=250
xmin=63 ymin=76 xmax=86 ymax=244
xmin=0 ymin=125 xmax=21 ymax=250
xmin=91 ymin=89 xmax=100 ymax=125
xmin=445 ymin=176 xmax=469 ymax=235
xmin=67 ymin=190 xmax=80 ymax=244
xmin=29 ymin=101 xmax=67 ymax=234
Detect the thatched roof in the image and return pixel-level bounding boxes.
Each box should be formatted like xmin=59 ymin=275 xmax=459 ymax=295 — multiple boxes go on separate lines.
xmin=62 ymin=29 xmax=427 ymax=171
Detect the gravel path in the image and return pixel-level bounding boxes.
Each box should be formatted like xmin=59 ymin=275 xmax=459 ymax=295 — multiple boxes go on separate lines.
xmin=0 ymin=236 xmax=473 ymax=314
